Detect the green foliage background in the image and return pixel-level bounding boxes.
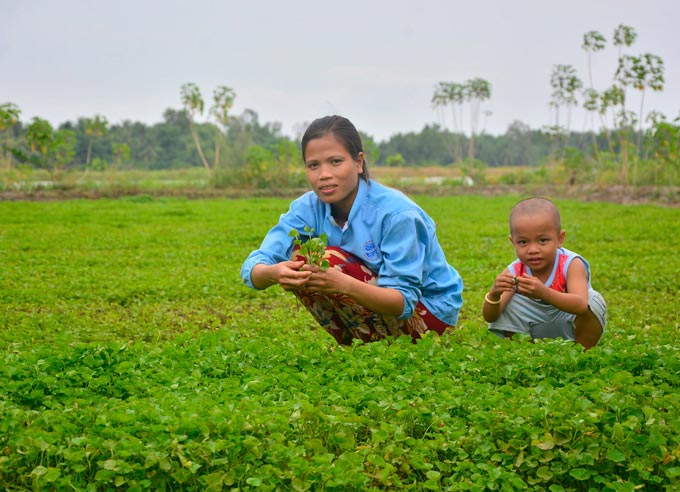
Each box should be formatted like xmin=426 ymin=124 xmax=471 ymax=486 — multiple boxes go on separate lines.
xmin=1 ymin=196 xmax=678 ymax=490
xmin=3 ymin=108 xmax=676 ymax=175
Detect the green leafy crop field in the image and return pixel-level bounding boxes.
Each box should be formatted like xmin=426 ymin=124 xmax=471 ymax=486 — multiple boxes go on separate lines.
xmin=0 ymin=195 xmax=678 ymax=491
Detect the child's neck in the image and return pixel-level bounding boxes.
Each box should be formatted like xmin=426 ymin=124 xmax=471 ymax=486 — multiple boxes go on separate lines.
xmin=532 ymin=269 xmax=551 ymax=284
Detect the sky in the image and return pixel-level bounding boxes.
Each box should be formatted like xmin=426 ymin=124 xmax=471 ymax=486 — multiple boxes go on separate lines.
xmin=2 ymin=0 xmax=679 ymax=142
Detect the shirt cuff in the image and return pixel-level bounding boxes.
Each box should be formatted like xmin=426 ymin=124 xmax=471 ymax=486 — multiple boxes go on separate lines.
xmin=240 ymin=255 xmax=274 ymax=289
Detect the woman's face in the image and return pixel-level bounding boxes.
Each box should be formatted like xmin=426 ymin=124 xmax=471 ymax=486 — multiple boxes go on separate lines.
xmin=304 ymin=133 xmax=364 ymax=222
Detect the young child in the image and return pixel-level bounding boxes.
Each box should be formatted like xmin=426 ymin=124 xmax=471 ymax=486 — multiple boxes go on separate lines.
xmin=482 ymin=197 xmax=606 ymax=349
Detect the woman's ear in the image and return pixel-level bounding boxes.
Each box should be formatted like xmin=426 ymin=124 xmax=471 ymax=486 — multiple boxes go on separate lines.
xmin=357 ymin=152 xmax=365 ymax=175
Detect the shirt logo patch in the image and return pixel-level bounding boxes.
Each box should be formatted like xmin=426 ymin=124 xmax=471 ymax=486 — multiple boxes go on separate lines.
xmin=363 ymin=240 xmax=378 ymax=260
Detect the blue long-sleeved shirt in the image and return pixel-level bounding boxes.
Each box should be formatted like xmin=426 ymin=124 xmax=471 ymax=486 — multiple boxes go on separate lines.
xmin=240 ymin=179 xmax=463 ymax=325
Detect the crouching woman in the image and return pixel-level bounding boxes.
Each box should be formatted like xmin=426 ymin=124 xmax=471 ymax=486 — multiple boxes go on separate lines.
xmin=240 ymin=115 xmax=463 ymax=345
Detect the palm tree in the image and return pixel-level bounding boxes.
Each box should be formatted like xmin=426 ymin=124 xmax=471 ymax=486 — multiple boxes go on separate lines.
xmin=613 ymin=24 xmax=637 ymax=59
xmin=84 ymin=114 xmax=108 ymax=169
xmin=181 ymin=83 xmax=211 ymax=172
xmin=465 ymin=78 xmax=491 ymax=160
xmin=0 ymin=102 xmax=21 ymax=170
xmin=432 ymin=82 xmax=464 ymax=161
xmin=582 ymin=30 xmax=606 ymax=161
xmin=629 ymin=53 xmax=665 ymax=184
xmin=209 ymin=86 xmax=236 ymax=169
xmin=549 ymin=65 xmax=583 ymax=156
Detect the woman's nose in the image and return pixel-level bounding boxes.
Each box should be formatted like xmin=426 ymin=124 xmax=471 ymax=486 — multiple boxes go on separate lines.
xmin=318 ymin=163 xmax=333 ymax=178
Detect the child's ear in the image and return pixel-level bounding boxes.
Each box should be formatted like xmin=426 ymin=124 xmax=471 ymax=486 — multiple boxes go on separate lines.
xmin=558 ymin=229 xmax=566 ymax=246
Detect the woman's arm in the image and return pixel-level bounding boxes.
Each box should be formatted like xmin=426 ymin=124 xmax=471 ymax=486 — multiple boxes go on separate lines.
xmin=241 ymin=193 xmax=318 ymax=289
xmin=369 ymin=210 xmax=431 ymax=319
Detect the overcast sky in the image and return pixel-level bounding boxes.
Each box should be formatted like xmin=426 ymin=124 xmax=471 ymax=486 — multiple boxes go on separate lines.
xmin=3 ymin=0 xmax=679 ymax=142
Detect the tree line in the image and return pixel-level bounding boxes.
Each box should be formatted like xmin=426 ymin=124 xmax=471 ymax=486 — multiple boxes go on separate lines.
xmin=0 ymin=103 xmax=677 ymax=185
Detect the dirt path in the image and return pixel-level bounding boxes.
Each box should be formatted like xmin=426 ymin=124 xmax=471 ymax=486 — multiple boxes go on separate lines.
xmin=1 ymin=184 xmax=678 ymax=206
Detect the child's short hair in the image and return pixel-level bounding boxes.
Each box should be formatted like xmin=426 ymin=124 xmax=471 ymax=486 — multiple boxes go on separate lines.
xmin=509 ymin=197 xmax=561 ymax=234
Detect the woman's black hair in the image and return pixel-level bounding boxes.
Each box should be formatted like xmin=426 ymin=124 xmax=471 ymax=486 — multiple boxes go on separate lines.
xmin=300 ymin=115 xmax=370 ymax=181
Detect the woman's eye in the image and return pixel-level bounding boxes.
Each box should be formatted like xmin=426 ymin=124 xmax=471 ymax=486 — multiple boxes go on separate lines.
xmin=331 ymin=158 xmax=343 ymax=165
xmin=306 ymin=162 xmax=319 ymax=170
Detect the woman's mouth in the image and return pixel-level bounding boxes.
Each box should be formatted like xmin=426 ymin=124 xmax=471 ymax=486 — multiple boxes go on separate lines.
xmin=318 ymin=185 xmax=336 ymax=194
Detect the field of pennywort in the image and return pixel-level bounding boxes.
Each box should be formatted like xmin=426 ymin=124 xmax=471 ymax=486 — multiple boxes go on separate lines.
xmin=1 ymin=195 xmax=678 ymax=491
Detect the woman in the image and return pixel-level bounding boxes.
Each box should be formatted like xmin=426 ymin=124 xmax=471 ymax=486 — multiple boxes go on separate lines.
xmin=240 ymin=115 xmax=463 ymax=344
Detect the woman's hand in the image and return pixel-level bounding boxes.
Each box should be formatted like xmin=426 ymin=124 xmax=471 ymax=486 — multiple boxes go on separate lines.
xmin=301 ymin=264 xmax=404 ymax=317
xmin=251 ymin=261 xmax=312 ymax=290
xmin=299 ymin=264 xmax=349 ymax=294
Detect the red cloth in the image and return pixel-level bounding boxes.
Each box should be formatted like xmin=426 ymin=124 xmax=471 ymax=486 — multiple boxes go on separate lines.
xmin=293 ymin=246 xmax=450 ymax=345
xmin=511 ymin=251 xmax=569 ymax=293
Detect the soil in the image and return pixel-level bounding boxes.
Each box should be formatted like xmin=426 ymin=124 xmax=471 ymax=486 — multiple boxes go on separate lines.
xmin=0 ymin=184 xmax=678 ymax=207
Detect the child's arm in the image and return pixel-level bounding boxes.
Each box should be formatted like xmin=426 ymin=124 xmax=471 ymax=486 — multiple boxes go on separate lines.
xmin=515 ymin=259 xmax=590 ymax=315
xmin=483 ymin=270 xmax=516 ymax=322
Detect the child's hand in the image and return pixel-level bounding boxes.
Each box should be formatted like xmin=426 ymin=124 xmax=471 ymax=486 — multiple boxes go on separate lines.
xmin=490 ymin=271 xmax=517 ymax=298
xmin=515 ymin=275 xmax=547 ymax=299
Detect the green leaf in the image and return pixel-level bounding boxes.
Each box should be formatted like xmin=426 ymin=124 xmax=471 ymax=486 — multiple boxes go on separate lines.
xmin=536 ymin=465 xmax=553 ymax=481
xmin=425 ymin=470 xmax=441 ymax=480
xmin=532 ymin=435 xmax=555 ymax=450
xmin=569 ymin=468 xmax=591 ymax=480
xmin=606 ymin=448 xmax=626 ymax=463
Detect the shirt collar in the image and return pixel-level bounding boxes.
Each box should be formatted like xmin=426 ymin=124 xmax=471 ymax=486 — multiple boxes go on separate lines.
xmin=349 ymin=178 xmax=369 ymax=222
xmin=325 ymin=178 xmax=369 ymax=230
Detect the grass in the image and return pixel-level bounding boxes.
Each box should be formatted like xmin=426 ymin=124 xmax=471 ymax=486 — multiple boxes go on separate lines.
xmin=0 ymin=195 xmax=678 ymax=491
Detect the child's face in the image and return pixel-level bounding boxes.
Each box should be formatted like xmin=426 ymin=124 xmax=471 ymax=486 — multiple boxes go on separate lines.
xmin=509 ymin=212 xmax=565 ymax=277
